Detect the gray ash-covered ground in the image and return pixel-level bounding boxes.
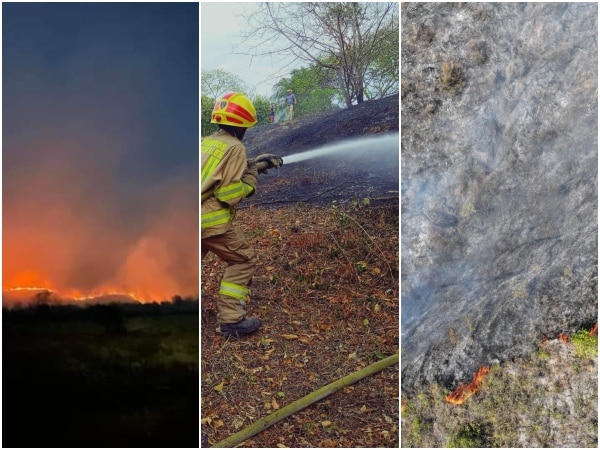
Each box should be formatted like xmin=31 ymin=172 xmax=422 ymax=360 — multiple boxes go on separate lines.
xmin=401 ymin=2 xmax=597 ymax=395
xmin=242 ymin=95 xmax=399 ymax=208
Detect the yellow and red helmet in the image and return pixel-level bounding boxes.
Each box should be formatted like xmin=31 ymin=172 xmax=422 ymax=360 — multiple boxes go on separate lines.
xmin=211 ymin=92 xmax=257 ymax=128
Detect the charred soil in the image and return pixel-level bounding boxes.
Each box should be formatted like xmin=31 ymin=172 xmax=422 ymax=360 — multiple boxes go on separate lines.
xmin=242 ymin=95 xmax=399 ymax=209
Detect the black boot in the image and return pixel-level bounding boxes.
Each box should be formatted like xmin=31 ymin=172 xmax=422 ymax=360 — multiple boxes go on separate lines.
xmin=220 ymin=317 xmax=261 ymax=337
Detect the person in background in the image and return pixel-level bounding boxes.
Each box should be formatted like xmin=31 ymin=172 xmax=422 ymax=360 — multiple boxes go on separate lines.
xmin=270 ymin=102 xmax=275 ymax=123
xmin=284 ymin=89 xmax=297 ymax=121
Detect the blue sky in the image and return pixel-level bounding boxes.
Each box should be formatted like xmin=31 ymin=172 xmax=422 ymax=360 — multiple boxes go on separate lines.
xmin=4 ymin=2 xmax=199 ymax=184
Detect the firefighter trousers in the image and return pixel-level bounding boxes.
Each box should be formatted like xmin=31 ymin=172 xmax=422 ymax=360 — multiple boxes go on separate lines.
xmin=201 ymin=224 xmax=256 ymax=324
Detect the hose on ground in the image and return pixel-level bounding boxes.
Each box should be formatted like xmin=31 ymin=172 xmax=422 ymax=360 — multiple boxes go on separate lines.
xmin=210 ymin=352 xmax=399 ymax=448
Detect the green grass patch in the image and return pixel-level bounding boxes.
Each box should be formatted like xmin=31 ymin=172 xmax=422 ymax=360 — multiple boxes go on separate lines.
xmin=571 ymin=330 xmax=598 ymax=358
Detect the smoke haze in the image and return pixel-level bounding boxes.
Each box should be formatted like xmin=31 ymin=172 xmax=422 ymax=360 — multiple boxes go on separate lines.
xmin=3 ymin=3 xmax=199 ymax=303
xmin=401 ymin=2 xmax=597 ymax=390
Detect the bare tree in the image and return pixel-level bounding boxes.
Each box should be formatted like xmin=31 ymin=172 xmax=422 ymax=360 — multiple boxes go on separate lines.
xmin=240 ymin=2 xmax=398 ymax=107
xmin=201 ymin=69 xmax=249 ymax=100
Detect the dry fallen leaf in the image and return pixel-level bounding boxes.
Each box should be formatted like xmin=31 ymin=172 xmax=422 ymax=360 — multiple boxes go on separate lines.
xmin=213 ymin=381 xmax=225 ymax=393
xmin=299 ymin=335 xmax=311 ymax=344
xmin=272 ymin=398 xmax=280 ymax=410
xmin=211 ymin=419 xmax=224 ymax=430
xmin=281 ymin=333 xmax=299 ymax=340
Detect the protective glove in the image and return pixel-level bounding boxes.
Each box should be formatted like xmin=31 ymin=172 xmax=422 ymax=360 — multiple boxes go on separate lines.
xmin=249 ymin=154 xmax=283 ymax=173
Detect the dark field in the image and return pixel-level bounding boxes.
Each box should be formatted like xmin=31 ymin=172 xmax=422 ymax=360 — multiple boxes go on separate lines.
xmin=3 ymin=301 xmax=199 ymax=448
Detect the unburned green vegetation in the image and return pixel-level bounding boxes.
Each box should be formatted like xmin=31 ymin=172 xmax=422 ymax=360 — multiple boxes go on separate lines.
xmin=401 ymin=329 xmax=598 ymax=448
xmin=2 ymin=300 xmax=199 ymax=448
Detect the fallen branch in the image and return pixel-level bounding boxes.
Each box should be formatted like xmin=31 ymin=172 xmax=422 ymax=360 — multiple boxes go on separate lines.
xmin=210 ymin=353 xmax=399 ymax=448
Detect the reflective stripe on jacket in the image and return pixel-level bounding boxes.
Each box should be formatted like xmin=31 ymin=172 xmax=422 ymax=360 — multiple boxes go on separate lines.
xmin=201 ymin=130 xmax=257 ymax=238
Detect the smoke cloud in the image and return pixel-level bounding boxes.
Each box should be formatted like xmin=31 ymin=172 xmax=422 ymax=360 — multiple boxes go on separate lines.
xmin=3 ymin=3 xmax=199 ymax=303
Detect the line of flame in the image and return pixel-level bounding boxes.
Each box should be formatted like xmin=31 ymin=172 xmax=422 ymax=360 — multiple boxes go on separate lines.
xmin=445 ymin=365 xmax=490 ymax=405
xmin=4 ymin=286 xmax=143 ymax=302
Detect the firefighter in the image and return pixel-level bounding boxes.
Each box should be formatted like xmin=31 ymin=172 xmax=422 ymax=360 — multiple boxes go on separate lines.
xmin=201 ymin=92 xmax=281 ymax=337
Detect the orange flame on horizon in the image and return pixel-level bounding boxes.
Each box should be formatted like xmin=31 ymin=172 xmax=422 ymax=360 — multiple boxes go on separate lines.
xmin=445 ymin=365 xmax=490 ymax=405
xmin=2 ymin=285 xmax=175 ymax=304
xmin=4 ymin=286 xmax=56 ymax=293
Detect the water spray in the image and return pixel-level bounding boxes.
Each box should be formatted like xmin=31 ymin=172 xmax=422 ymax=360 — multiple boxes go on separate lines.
xmin=282 ymin=133 xmax=399 ymax=165
xmin=252 ymin=133 xmax=398 ymax=173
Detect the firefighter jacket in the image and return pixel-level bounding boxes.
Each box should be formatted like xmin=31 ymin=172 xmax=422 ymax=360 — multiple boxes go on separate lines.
xmin=201 ymin=130 xmax=258 ymax=239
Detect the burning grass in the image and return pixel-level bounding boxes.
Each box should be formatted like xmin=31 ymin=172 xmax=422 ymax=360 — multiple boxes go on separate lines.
xmin=201 ymin=203 xmax=399 ymax=447
xmin=402 ymin=326 xmax=598 ymax=447
xmin=445 ymin=365 xmax=490 ymax=405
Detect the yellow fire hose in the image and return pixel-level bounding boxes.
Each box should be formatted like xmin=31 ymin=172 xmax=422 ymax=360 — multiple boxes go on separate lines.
xmin=210 ymin=352 xmax=399 ymax=448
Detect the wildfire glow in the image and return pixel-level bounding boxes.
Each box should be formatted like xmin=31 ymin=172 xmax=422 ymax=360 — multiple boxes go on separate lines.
xmin=2 ymin=285 xmax=149 ymax=304
xmin=2 ymin=149 xmax=199 ymax=306
xmin=445 ymin=365 xmax=490 ymax=405
xmin=4 ymin=286 xmax=56 ymax=292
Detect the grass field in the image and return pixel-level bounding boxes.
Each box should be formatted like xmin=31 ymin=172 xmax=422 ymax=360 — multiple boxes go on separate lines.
xmin=401 ymin=328 xmax=597 ymax=448
xmin=3 ymin=301 xmax=199 ymax=448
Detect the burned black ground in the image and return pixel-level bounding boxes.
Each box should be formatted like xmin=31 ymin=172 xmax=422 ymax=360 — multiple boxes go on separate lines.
xmin=243 ymin=95 xmax=399 ymax=208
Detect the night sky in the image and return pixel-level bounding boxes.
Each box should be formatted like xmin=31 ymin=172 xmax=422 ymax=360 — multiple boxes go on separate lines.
xmin=2 ymin=2 xmax=199 ymax=301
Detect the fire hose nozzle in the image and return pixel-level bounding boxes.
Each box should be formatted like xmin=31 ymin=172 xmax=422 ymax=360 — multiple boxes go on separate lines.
xmin=250 ymin=154 xmax=284 ymax=173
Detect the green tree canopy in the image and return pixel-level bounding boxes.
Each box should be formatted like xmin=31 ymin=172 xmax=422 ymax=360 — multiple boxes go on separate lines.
xmin=201 ymin=69 xmax=275 ymax=136
xmin=201 ymin=69 xmax=249 ymax=99
xmin=201 ymin=95 xmax=218 ymax=137
xmin=272 ymin=64 xmax=340 ymax=120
